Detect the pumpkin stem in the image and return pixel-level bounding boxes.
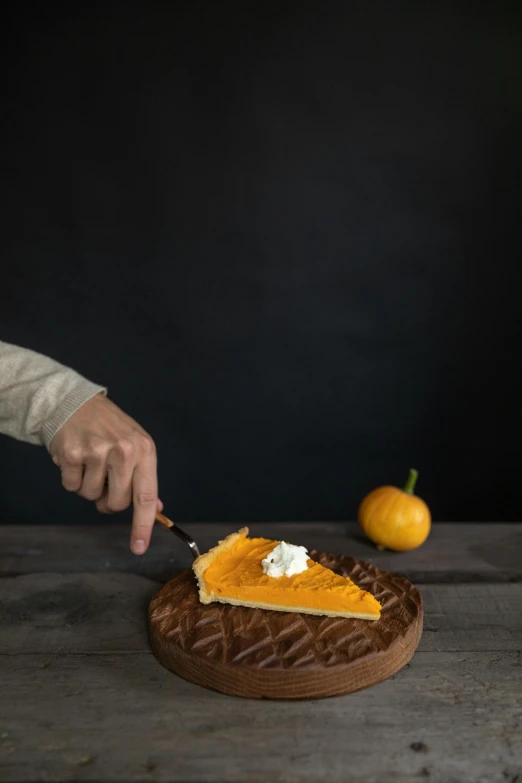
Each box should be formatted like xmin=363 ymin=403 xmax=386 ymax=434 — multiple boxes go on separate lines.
xmin=403 ymin=468 xmax=418 ymax=495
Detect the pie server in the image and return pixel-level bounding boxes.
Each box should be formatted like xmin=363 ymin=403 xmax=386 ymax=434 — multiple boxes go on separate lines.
xmin=102 ymin=475 xmax=201 ymax=561
xmin=155 ymin=512 xmax=201 ymax=560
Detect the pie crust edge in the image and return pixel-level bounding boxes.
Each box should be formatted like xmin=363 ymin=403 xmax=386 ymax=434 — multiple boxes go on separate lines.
xmin=192 ymin=527 xmax=380 ymax=619
xmin=192 ymin=526 xmax=250 ymax=604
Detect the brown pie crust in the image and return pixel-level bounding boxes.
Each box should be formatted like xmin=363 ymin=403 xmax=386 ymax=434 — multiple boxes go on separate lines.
xmin=149 ymin=550 xmax=423 ymax=700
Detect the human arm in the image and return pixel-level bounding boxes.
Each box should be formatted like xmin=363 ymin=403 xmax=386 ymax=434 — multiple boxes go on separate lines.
xmin=0 ymin=339 xmax=105 ymax=446
xmin=0 ymin=340 xmax=161 ymax=553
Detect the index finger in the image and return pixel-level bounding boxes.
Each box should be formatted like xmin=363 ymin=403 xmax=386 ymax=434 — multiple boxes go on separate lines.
xmin=130 ymin=450 xmax=159 ymax=555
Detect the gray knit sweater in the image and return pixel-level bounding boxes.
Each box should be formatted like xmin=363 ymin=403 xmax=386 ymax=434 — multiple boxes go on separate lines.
xmin=0 ymin=340 xmax=106 ymax=449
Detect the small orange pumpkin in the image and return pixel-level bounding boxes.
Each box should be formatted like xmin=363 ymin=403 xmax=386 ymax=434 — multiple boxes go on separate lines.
xmin=358 ymin=469 xmax=431 ymax=552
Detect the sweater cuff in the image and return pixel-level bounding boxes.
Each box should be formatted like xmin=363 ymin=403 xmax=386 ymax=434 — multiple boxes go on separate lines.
xmin=41 ymin=381 xmax=107 ymax=450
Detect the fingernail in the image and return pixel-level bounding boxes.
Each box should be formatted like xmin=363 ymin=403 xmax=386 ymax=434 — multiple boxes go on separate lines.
xmin=132 ymin=539 xmax=146 ymax=555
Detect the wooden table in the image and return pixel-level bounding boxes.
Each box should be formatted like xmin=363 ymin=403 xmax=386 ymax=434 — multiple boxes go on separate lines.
xmin=1 ymin=522 xmax=521 ymax=783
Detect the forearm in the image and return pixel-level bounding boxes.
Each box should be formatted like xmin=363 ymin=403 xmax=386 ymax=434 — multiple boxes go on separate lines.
xmin=0 ymin=340 xmax=106 ymax=448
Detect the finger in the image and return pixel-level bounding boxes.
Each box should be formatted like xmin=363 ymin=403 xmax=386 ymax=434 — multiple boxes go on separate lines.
xmin=95 ymin=489 xmax=113 ymax=515
xmin=104 ymin=442 xmax=135 ymax=512
xmin=53 ymin=445 xmax=84 ymax=492
xmin=130 ymin=446 xmax=158 ymax=555
xmin=61 ymin=463 xmax=84 ymax=492
xmin=97 ymin=490 xmax=162 ymax=516
xmin=79 ymin=458 xmax=107 ymax=501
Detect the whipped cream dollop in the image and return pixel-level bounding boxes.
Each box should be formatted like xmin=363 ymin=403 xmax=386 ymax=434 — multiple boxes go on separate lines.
xmin=261 ymin=541 xmax=310 ymax=578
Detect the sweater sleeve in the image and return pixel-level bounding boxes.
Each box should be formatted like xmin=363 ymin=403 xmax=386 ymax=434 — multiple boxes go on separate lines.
xmin=0 ymin=340 xmax=107 ymax=449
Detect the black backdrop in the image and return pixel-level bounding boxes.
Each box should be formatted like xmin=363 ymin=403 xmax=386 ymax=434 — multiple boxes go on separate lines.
xmin=3 ymin=2 xmax=522 ymax=524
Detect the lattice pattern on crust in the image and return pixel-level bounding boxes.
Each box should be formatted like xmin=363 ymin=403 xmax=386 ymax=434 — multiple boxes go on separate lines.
xmin=149 ymin=551 xmax=422 ymax=671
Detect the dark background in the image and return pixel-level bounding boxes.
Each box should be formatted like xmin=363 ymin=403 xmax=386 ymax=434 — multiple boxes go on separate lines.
xmin=3 ymin=2 xmax=521 ymax=524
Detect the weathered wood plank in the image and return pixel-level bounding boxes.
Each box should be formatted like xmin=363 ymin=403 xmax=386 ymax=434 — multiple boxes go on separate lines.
xmin=0 ymin=573 xmax=157 ymax=654
xmin=1 ymin=651 xmax=520 ymax=783
xmin=1 ymin=574 xmax=521 ymax=655
xmin=1 ymin=522 xmax=521 ymax=582
xmin=421 ymin=583 xmax=522 ymax=652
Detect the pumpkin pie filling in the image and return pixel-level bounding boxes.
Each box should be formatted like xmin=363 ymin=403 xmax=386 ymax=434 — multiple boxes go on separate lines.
xmin=193 ymin=528 xmax=381 ymax=620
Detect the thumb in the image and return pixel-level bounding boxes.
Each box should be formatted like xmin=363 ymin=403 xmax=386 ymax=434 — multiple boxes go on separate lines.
xmin=95 ymin=491 xmax=114 ymax=515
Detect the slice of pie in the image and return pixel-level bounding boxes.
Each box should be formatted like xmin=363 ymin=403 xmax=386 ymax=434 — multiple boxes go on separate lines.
xmin=193 ymin=528 xmax=381 ymax=620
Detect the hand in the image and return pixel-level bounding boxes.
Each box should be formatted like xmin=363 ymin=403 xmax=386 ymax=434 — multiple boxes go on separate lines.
xmin=49 ymin=394 xmax=162 ymax=554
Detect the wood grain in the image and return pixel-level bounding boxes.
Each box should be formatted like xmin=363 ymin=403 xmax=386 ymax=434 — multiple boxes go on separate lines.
xmin=148 ymin=553 xmax=423 ymax=699
xmin=1 ymin=524 xmax=521 ymax=782
xmin=1 ymin=651 xmax=520 ymax=783
xmin=1 ymin=574 xmax=520 ymax=655
xmin=0 ymin=572 xmax=157 ymax=654
xmin=1 ymin=522 xmax=520 ymax=583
